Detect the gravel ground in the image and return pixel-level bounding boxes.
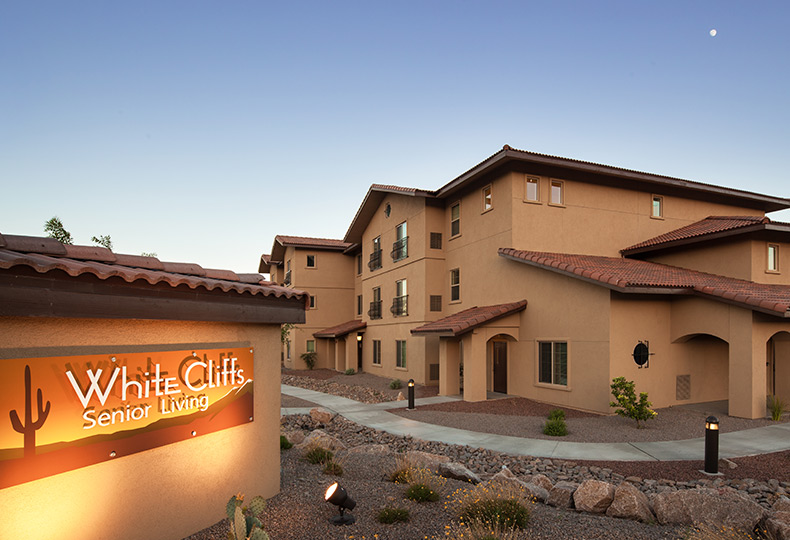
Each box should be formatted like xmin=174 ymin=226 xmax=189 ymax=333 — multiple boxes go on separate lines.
xmin=283 ymin=368 xmax=439 ymax=402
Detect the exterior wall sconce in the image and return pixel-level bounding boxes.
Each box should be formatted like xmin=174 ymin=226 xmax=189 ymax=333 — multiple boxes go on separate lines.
xmin=357 ymin=334 xmax=362 ymax=342
xmin=703 ymin=416 xmax=720 ymax=475
xmin=407 ymin=379 xmax=415 ymax=410
xmin=325 ymin=482 xmax=356 ymax=525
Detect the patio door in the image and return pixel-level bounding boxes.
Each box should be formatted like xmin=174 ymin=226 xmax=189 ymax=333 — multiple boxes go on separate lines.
xmin=493 ymin=341 xmax=507 ymax=394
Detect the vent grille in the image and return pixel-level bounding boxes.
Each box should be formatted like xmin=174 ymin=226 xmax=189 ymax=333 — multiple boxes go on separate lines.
xmin=430 ymin=295 xmax=442 ymax=312
xmin=676 ymin=374 xmax=691 ymax=401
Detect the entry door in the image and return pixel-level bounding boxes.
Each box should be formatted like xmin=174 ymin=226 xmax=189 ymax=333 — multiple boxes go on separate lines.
xmin=493 ymin=341 xmax=507 ymax=394
xmin=357 ymin=337 xmax=363 ymax=371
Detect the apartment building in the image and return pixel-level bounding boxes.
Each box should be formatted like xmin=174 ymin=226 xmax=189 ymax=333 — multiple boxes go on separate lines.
xmin=264 ymin=145 xmax=790 ymax=419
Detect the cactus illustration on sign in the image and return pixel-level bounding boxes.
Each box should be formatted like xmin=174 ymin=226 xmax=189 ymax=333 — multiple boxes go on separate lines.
xmin=9 ymin=365 xmax=51 ymax=458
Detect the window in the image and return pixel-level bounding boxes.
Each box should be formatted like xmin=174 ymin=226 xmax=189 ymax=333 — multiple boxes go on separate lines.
xmin=539 ymin=341 xmax=567 ymax=386
xmin=396 ymin=340 xmax=406 ymax=368
xmin=309 ymin=295 xmax=316 ymax=309
xmin=372 ymin=340 xmax=381 ymax=365
xmin=391 ymin=279 xmax=408 ymax=316
xmin=430 ymin=232 xmax=442 ymax=249
xmin=550 ymin=180 xmax=564 ymax=205
xmin=392 ymin=221 xmax=408 ymax=261
xmin=482 ymin=185 xmax=493 ymax=211
xmin=450 ymin=268 xmax=460 ymax=302
xmin=652 ymin=196 xmax=663 ymax=218
xmin=284 ymin=260 xmax=292 ymax=286
xmin=526 ymin=177 xmax=540 ymax=202
xmin=369 ymin=236 xmax=382 ymax=270
xmin=357 ymin=254 xmax=362 ymax=275
xmin=306 ymin=254 xmax=316 ymax=268
xmin=450 ymin=202 xmax=460 ymax=237
xmin=357 ymin=294 xmax=362 ymax=316
xmin=306 ymin=340 xmax=315 ymax=353
xmin=768 ymin=244 xmax=779 ymax=272
xmin=286 ymin=340 xmax=291 ymax=360
xmin=369 ymin=287 xmax=382 ymax=319
xmin=430 ymin=295 xmax=442 ymax=312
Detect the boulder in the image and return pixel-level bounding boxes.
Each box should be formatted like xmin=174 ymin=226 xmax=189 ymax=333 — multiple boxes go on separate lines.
xmin=765 ymin=511 xmax=790 ymax=540
xmin=547 ymin=481 xmax=579 ymax=508
xmin=522 ymin=482 xmax=550 ymax=503
xmin=345 ymin=444 xmax=390 ymax=455
xmin=776 ymin=497 xmax=790 ymax=513
xmin=652 ymin=488 xmax=765 ymax=529
xmin=605 ymin=482 xmax=655 ymax=523
xmin=396 ymin=391 xmax=405 ymax=401
xmin=281 ymin=429 xmax=305 ymax=446
xmin=406 ymin=450 xmax=451 ymax=469
xmin=296 ymin=429 xmax=346 ymax=452
xmin=531 ymin=473 xmax=554 ymax=492
xmin=438 ymin=462 xmax=481 ymax=484
xmin=309 ymin=407 xmax=336 ymax=424
xmin=573 ymin=479 xmax=615 ymax=513
xmin=491 ymin=466 xmax=516 ymax=481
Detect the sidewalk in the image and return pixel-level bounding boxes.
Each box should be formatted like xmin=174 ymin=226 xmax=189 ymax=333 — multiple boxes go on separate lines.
xmin=281 ymin=384 xmax=790 ymax=462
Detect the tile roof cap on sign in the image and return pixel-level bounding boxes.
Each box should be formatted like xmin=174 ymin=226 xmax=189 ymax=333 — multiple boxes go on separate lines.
xmin=622 ymin=216 xmax=790 ymax=256
xmin=436 ymin=145 xmax=790 ymax=212
xmin=0 ymin=233 xmax=310 ymax=310
xmin=411 ymin=300 xmax=528 ymax=336
xmin=313 ymin=319 xmax=367 ymax=339
xmin=344 ymin=184 xmax=436 ymax=244
xmin=498 ymin=248 xmax=790 ymax=318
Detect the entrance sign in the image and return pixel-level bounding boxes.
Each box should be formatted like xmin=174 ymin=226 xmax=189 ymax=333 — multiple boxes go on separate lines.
xmin=1 ymin=347 xmax=254 ymax=488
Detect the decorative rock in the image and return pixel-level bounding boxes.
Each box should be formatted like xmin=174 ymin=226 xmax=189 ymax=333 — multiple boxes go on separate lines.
xmin=309 ymin=407 xmax=336 ymax=424
xmin=282 ymin=429 xmax=305 ymax=446
xmin=765 ymin=511 xmax=790 ymax=540
xmin=573 ymin=479 xmax=615 ymax=513
xmin=776 ymin=497 xmax=790 ymax=513
xmin=344 ymin=444 xmax=390 ymax=455
xmin=652 ymin=488 xmax=765 ymax=529
xmin=531 ymin=473 xmax=554 ymax=492
xmin=296 ymin=429 xmax=346 ymax=451
xmin=547 ymin=481 xmax=579 ymax=508
xmin=606 ymin=482 xmax=655 ymax=523
xmin=406 ymin=450 xmax=451 ymax=469
xmin=396 ymin=391 xmax=405 ymax=401
xmin=720 ymin=458 xmax=738 ymax=470
xmin=522 ymin=482 xmax=550 ymax=503
xmin=439 ymin=461 xmax=481 ymax=484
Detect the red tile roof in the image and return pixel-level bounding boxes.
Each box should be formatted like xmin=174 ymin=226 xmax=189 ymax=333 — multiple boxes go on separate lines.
xmin=313 ymin=319 xmax=367 ymax=338
xmin=499 ymin=248 xmax=790 ymax=317
xmin=622 ymin=216 xmax=779 ymax=255
xmin=0 ymin=233 xmax=308 ymax=306
xmin=274 ymin=236 xmax=353 ymax=250
xmin=411 ymin=300 xmax=527 ymax=336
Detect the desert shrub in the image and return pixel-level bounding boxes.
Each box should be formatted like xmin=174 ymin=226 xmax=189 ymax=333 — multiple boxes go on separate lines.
xmin=390 ymin=378 xmax=402 ymax=389
xmin=344 ymin=368 xmax=356 ymax=375
xmin=323 ymin=460 xmax=343 ymax=476
xmin=406 ymin=482 xmax=441 ymax=502
xmin=548 ymin=409 xmax=565 ymax=421
xmin=280 ymin=435 xmax=293 ymax=450
xmin=405 ymin=467 xmax=446 ymax=502
xmin=300 ymin=351 xmax=317 ymax=370
xmin=376 ymin=507 xmax=410 ymax=524
xmin=684 ymin=523 xmax=773 ymax=539
xmin=304 ymin=444 xmax=333 ymax=465
xmin=454 ymin=479 xmax=532 ymax=530
xmin=543 ymin=416 xmax=568 ymax=436
xmin=769 ymin=395 xmax=787 ymax=421
xmin=610 ymin=376 xmax=657 ymax=428
xmin=450 ymin=518 xmax=521 ymax=540
xmin=387 ymin=453 xmax=418 ymax=483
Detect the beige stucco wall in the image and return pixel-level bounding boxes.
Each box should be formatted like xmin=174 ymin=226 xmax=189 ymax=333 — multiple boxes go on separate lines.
xmin=0 ymin=316 xmax=281 ymax=540
xmin=649 ymin=240 xmax=753 ymax=281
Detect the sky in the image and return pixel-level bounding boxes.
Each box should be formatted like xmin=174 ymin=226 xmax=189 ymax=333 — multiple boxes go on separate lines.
xmin=2 ymin=1 xmax=789 ymax=274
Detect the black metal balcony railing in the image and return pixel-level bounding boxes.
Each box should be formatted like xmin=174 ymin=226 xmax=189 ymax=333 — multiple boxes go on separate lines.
xmin=391 ymin=237 xmax=408 ymax=261
xmin=283 ymin=270 xmax=292 ymax=286
xmin=390 ymin=295 xmax=408 ymax=316
xmin=368 ymin=301 xmax=382 ymax=320
xmin=368 ymin=249 xmax=382 ymax=271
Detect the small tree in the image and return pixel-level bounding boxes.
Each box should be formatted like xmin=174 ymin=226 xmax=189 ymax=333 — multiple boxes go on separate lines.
xmin=91 ymin=234 xmax=113 ymax=250
xmin=609 ymin=376 xmax=657 ymax=428
xmin=43 ymin=216 xmax=74 ymax=244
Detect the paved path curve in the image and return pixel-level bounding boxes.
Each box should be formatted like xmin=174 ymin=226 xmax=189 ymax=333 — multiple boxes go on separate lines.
xmin=281 ymin=384 xmax=790 ymax=462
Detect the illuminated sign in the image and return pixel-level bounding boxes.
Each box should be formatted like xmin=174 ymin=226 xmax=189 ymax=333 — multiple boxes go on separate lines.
xmin=1 ymin=347 xmax=254 ymax=488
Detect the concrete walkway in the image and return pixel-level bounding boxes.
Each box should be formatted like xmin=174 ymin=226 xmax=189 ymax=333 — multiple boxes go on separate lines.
xmin=281 ymin=384 xmax=790 ymax=462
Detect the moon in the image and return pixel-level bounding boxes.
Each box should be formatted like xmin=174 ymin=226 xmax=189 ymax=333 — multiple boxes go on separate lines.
xmin=710 ymin=29 xmax=717 ymax=37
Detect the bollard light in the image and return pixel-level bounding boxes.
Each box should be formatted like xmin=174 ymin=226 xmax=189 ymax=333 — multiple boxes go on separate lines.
xmin=407 ymin=379 xmax=415 ymax=410
xmin=324 ymin=482 xmax=356 ymax=525
xmin=704 ymin=416 xmax=720 ymax=474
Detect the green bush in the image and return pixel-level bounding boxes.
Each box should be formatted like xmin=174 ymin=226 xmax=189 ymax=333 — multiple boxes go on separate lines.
xmin=304 ymin=445 xmax=334 ymax=465
xmin=280 ymin=435 xmax=293 ymax=450
xmin=769 ymin=394 xmax=787 ymax=421
xmin=390 ymin=378 xmax=402 ymax=389
xmin=548 ymin=409 xmax=565 ymax=421
xmin=459 ymin=499 xmax=530 ymax=529
xmin=543 ymin=417 xmax=568 ymax=436
xmin=376 ymin=507 xmax=410 ymax=524
xmin=609 ymin=376 xmax=657 ymax=428
xmin=300 ymin=351 xmax=317 ymax=370
xmin=406 ymin=483 xmax=441 ymax=502
xmin=344 ymin=368 xmax=356 ymax=375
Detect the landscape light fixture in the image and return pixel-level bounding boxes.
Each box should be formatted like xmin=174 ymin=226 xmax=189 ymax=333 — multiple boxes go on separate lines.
xmin=324 ymin=482 xmax=356 ymax=525
xmin=407 ymin=379 xmax=415 ymax=410
xmin=703 ymin=416 xmax=721 ymax=475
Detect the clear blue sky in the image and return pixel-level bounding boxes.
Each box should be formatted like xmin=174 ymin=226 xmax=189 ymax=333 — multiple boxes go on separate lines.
xmin=2 ymin=1 xmax=788 ymax=273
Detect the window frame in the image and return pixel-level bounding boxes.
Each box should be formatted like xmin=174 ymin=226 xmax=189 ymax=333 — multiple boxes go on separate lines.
xmin=537 ymin=340 xmax=568 ymax=387
xmin=525 ymin=176 xmax=540 ymax=203
xmin=306 ymin=339 xmax=315 ymax=353
xmin=768 ymin=243 xmax=780 ymax=273
xmin=372 ymin=340 xmax=382 ymax=366
xmin=357 ymin=294 xmax=362 ymax=316
xmin=306 ymin=254 xmax=316 ymax=268
xmin=651 ymin=195 xmax=664 ymax=219
xmin=549 ymin=180 xmax=564 ymax=206
xmin=482 ymin=185 xmax=493 ymax=212
xmin=309 ymin=295 xmax=316 ymax=309
xmin=356 ymin=254 xmax=362 ymax=275
xmin=450 ymin=268 xmax=460 ymax=302
xmin=450 ymin=202 xmax=461 ymax=237
xmin=395 ymin=339 xmax=407 ymax=369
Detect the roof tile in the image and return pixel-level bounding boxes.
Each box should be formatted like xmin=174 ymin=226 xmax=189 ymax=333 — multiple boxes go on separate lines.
xmin=622 ymin=216 xmax=772 ymax=254
xmin=412 ymin=300 xmax=527 ymax=336
xmin=314 ymin=319 xmax=367 ymax=338
xmin=2 ymin=234 xmax=67 ymax=256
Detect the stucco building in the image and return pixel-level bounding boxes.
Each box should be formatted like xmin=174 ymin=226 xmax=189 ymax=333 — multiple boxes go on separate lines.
xmin=262 ymin=145 xmax=790 ymax=419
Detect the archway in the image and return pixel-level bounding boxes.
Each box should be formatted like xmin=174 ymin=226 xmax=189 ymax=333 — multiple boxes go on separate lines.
xmin=767 ymin=331 xmax=790 ymax=403
xmin=671 ymin=333 xmax=729 ymax=405
xmin=487 ymin=334 xmax=517 ymax=395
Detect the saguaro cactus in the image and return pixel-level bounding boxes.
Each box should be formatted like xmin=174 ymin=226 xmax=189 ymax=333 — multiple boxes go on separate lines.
xmin=9 ymin=364 xmax=51 ymax=458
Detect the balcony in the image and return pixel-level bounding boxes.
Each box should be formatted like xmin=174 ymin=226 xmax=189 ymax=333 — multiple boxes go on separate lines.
xmin=391 ymin=237 xmax=408 ymax=262
xmin=368 ymin=250 xmax=382 ymax=271
xmin=390 ymin=295 xmax=408 ymax=317
xmin=284 ymin=270 xmax=292 ymax=287
xmin=368 ymin=301 xmax=382 ymax=320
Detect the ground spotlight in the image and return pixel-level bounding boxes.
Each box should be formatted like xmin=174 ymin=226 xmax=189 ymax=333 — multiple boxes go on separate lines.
xmin=324 ymin=482 xmax=356 ymax=525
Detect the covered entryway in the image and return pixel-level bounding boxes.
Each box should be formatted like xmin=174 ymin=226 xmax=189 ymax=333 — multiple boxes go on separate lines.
xmin=767 ymin=331 xmax=790 ymax=403
xmin=312 ymin=320 xmax=367 ymax=373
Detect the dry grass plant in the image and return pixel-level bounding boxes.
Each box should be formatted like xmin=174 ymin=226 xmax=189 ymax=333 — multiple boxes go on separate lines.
xmin=768 ymin=395 xmax=787 ymax=421
xmin=302 ymin=441 xmax=334 ymax=465
xmin=451 ymin=478 xmax=534 ymax=530
xmin=444 ymin=517 xmax=521 ymax=540
xmin=387 ymin=452 xmax=421 ymax=483
xmin=405 ymin=466 xmax=447 ymax=503
xmin=684 ymin=523 xmax=775 ymax=540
